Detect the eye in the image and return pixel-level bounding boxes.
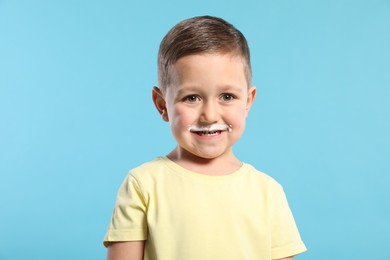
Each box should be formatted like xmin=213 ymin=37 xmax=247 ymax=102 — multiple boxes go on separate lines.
xmin=184 ymin=95 xmax=200 ymax=103
xmin=221 ymin=93 xmax=235 ymax=102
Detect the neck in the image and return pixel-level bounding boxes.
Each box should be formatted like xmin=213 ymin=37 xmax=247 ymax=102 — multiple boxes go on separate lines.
xmin=167 ymin=147 xmax=242 ymax=176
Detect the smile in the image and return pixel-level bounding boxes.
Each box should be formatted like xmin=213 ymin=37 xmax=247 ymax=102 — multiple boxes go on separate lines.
xmin=192 ymin=130 xmax=223 ymax=136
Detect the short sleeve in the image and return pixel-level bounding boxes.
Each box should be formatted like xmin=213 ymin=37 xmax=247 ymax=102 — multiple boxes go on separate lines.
xmin=103 ymin=174 xmax=148 ymax=247
xmin=271 ymin=184 xmax=307 ymax=259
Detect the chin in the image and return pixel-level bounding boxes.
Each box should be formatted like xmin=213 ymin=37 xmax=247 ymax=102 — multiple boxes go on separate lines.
xmin=192 ymin=150 xmax=230 ymax=160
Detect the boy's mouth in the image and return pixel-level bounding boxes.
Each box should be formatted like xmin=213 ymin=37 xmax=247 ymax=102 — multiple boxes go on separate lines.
xmin=191 ymin=130 xmax=223 ymax=136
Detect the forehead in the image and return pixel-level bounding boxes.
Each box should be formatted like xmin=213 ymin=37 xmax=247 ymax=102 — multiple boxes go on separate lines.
xmin=172 ymin=54 xmax=247 ymax=86
xmin=162 ymin=54 xmax=249 ymax=101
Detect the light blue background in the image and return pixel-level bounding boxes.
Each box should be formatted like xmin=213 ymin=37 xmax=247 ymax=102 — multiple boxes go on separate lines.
xmin=1 ymin=0 xmax=389 ymax=259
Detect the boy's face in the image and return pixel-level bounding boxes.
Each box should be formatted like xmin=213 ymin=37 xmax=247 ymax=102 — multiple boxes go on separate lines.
xmin=153 ymin=53 xmax=256 ymax=162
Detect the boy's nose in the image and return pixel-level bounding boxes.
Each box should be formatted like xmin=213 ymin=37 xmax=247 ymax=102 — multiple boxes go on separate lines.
xmin=199 ymin=101 xmax=220 ymax=123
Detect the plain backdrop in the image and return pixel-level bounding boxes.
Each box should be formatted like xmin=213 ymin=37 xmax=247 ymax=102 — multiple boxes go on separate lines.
xmin=0 ymin=0 xmax=389 ymax=259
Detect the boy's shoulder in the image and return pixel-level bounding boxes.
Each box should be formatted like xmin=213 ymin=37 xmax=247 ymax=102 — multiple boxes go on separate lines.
xmin=243 ymin=163 xmax=284 ymax=190
xmin=127 ymin=157 xmax=167 ymax=178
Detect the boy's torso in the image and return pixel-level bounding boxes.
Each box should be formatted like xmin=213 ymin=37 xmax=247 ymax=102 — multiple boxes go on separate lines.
xmin=105 ymin=157 xmax=306 ymax=260
xmin=132 ymin=157 xmax=281 ymax=260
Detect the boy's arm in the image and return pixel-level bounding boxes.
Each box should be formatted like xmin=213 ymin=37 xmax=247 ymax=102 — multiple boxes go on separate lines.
xmin=107 ymin=241 xmax=145 ymax=260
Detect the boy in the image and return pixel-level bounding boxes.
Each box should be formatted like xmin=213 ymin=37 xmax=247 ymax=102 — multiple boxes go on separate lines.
xmin=104 ymin=16 xmax=306 ymax=260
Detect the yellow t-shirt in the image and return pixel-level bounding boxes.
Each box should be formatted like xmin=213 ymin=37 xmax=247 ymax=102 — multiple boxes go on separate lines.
xmin=104 ymin=157 xmax=306 ymax=259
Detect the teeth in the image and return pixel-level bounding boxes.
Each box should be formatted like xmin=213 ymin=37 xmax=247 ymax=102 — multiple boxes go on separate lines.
xmin=198 ymin=131 xmax=219 ymax=136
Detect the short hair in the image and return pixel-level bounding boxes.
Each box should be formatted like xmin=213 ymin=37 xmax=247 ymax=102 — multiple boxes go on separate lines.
xmin=158 ymin=15 xmax=252 ymax=93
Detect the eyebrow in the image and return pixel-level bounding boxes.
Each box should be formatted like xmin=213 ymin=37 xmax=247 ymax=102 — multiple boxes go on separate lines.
xmin=218 ymin=85 xmax=244 ymax=93
xmin=175 ymin=87 xmax=198 ymax=96
xmin=177 ymin=85 xmax=244 ymax=94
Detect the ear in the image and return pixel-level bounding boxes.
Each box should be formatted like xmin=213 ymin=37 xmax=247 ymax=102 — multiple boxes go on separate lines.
xmin=245 ymin=86 xmax=257 ymax=117
xmin=152 ymin=86 xmax=169 ymax=122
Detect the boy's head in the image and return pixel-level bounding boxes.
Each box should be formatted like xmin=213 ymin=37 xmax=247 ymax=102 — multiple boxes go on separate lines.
xmin=158 ymin=15 xmax=252 ymax=94
xmin=153 ymin=16 xmax=256 ymax=164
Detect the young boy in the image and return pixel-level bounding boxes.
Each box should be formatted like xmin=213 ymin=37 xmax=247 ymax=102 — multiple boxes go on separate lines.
xmin=104 ymin=16 xmax=306 ymax=260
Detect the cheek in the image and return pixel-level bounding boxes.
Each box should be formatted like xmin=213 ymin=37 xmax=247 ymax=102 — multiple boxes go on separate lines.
xmin=170 ymin=107 xmax=195 ymax=130
xmin=225 ymin=108 xmax=247 ymax=133
xmin=226 ymin=107 xmax=246 ymax=122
